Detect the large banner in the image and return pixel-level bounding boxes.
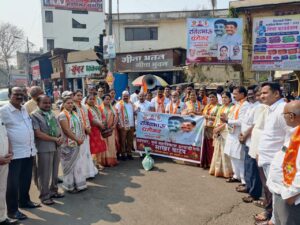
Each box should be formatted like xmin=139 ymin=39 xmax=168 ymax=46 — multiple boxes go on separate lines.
xmin=43 ymin=0 xmax=103 ymax=12
xmin=252 ymin=16 xmax=300 ymax=71
xmin=136 ymin=112 xmax=205 ymax=163
xmin=187 ymin=18 xmax=243 ymax=64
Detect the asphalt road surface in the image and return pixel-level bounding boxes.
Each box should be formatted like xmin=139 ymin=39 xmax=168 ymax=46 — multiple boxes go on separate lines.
xmin=20 ymin=156 xmax=261 ymax=225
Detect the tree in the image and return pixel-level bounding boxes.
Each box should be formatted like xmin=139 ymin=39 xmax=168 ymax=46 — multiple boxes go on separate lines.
xmin=0 ymin=22 xmax=24 ymax=79
xmin=210 ymin=0 xmax=217 ymax=17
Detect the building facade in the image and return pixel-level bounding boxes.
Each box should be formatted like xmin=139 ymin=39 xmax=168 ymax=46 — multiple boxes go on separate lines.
xmin=41 ymin=0 xmax=105 ymax=52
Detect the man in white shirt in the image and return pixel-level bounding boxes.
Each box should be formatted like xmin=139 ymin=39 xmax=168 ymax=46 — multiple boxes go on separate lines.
xmin=238 ymin=86 xmax=262 ymax=202
xmin=130 ymin=89 xmax=140 ymax=104
xmin=165 ymin=91 xmax=184 ymax=115
xmin=216 ymin=86 xmax=224 ymax=105
xmin=0 ymin=117 xmax=17 ymax=225
xmin=164 ymin=86 xmax=171 ymax=104
xmin=221 ymin=86 xmax=250 ymax=185
xmin=0 ymin=87 xmax=40 ymax=221
xmin=115 ymin=91 xmax=135 ymax=160
xmin=255 ymin=82 xmax=291 ymax=225
xmin=267 ymin=100 xmax=300 ymax=225
xmin=134 ymin=93 xmax=151 ymax=113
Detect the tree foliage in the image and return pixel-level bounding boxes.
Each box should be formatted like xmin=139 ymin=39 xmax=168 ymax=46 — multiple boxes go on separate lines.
xmin=0 ymin=22 xmax=24 ymax=73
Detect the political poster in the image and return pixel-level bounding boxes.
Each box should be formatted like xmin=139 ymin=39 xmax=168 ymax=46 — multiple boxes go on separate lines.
xmin=187 ymin=18 xmax=243 ymax=64
xmin=252 ymin=16 xmax=300 ymax=71
xmin=136 ymin=112 xmax=205 ymax=163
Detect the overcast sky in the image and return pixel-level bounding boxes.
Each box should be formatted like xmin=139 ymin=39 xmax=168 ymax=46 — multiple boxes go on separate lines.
xmin=0 ymin=0 xmax=231 ymax=51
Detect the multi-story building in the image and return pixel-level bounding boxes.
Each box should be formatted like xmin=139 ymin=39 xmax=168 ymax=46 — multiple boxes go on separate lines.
xmin=41 ymin=0 xmax=105 ymax=52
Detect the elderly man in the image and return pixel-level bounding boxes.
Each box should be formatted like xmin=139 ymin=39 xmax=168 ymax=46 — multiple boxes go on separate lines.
xmin=115 ymin=91 xmax=135 ymax=160
xmin=24 ymin=86 xmax=43 ymax=115
xmin=31 ymin=95 xmax=64 ymax=206
xmin=0 ymin=87 xmax=40 ymax=221
xmin=0 ymin=117 xmax=17 ymax=225
xmin=266 ymin=100 xmax=300 ymax=225
xmin=165 ymin=91 xmax=184 ymax=114
xmin=134 ymin=92 xmax=151 ymax=113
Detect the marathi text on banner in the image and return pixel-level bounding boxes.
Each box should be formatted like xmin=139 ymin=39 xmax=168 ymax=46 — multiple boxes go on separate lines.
xmin=136 ymin=112 xmax=205 ymax=163
xmin=252 ymin=15 xmax=300 ymax=71
xmin=186 ymin=18 xmax=243 ymax=64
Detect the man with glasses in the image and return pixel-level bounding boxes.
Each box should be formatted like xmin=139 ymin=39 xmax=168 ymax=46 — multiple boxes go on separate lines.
xmin=0 ymin=87 xmax=40 ymax=221
xmin=267 ymin=100 xmax=300 ymax=225
xmin=165 ymin=91 xmax=184 ymax=115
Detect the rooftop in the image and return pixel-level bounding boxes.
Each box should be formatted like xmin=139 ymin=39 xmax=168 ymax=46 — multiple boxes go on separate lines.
xmin=230 ymin=0 xmax=300 ymax=9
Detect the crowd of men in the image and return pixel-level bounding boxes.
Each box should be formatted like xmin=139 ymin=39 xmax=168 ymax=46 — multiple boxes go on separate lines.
xmin=0 ymin=82 xmax=299 ymax=225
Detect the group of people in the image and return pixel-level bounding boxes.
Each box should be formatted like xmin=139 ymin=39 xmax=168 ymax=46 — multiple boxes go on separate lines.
xmin=0 ymin=81 xmax=299 ymax=225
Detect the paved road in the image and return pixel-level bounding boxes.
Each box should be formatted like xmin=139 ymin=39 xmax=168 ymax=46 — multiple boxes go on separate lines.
xmin=20 ymin=156 xmax=260 ymax=225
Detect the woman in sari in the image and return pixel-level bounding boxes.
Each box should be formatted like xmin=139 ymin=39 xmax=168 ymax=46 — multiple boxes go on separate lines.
xmin=209 ymin=92 xmax=234 ymax=178
xmin=182 ymin=90 xmax=202 ymax=116
xmin=58 ymin=96 xmax=87 ymax=193
xmin=98 ymin=94 xmax=119 ymax=166
xmin=201 ymin=92 xmax=219 ymax=169
xmin=73 ymin=90 xmax=98 ymax=179
xmin=85 ymin=94 xmax=107 ymax=170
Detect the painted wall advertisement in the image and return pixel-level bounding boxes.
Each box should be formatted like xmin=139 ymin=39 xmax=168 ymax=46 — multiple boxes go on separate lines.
xmin=187 ymin=18 xmax=243 ymax=64
xmin=252 ymin=16 xmax=300 ymax=71
xmin=43 ymin=0 xmax=103 ymax=12
xmin=65 ymin=61 xmax=100 ymax=78
xmin=136 ymin=112 xmax=205 ymax=163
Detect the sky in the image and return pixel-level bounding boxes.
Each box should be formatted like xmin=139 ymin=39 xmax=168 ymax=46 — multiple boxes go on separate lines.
xmin=0 ymin=0 xmax=231 ymax=52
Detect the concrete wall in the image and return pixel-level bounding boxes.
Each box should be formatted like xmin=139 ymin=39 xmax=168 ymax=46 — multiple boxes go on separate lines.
xmin=41 ymin=1 xmax=105 ymax=52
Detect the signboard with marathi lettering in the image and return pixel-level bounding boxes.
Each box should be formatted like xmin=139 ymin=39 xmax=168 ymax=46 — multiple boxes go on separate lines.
xmin=65 ymin=61 xmax=100 ymax=78
xmin=116 ymin=50 xmax=174 ymax=72
xmin=187 ymin=18 xmax=243 ymax=64
xmin=43 ymin=0 xmax=103 ymax=12
xmin=252 ymin=15 xmax=300 ymax=71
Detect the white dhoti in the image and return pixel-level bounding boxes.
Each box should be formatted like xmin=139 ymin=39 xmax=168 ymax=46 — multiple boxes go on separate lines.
xmin=80 ymin=136 xmax=98 ymax=179
xmin=0 ymin=165 xmax=8 ymax=222
xmin=224 ymin=130 xmax=245 ymax=184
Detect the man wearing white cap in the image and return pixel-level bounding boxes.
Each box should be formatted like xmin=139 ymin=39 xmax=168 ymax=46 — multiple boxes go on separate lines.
xmin=115 ymin=91 xmax=135 ymax=160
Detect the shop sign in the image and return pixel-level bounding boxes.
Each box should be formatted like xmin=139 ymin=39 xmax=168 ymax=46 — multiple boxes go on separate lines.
xmin=116 ymin=50 xmax=174 ymax=72
xmin=65 ymin=61 xmax=101 ymax=78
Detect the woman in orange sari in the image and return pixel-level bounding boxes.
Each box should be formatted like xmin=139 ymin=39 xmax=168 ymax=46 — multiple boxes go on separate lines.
xmin=201 ymin=92 xmax=219 ymax=169
xmin=209 ymin=92 xmax=234 ymax=178
xmin=98 ymin=94 xmax=119 ymax=166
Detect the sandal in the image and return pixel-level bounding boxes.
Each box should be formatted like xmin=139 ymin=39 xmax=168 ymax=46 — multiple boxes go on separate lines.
xmin=42 ymin=199 xmax=55 ymax=205
xmin=226 ymin=177 xmax=241 ymax=183
xmin=253 ymin=199 xmax=266 ymax=209
xmin=51 ymin=193 xmax=65 ymax=198
xmin=236 ymin=185 xmax=248 ymax=193
xmin=254 ymin=211 xmax=269 ymax=222
xmin=242 ymin=195 xmax=254 ymax=203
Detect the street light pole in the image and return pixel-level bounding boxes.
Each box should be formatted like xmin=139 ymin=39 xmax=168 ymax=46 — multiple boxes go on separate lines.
xmin=108 ymin=0 xmax=114 ymax=88
xmin=26 ymin=37 xmax=30 ymax=86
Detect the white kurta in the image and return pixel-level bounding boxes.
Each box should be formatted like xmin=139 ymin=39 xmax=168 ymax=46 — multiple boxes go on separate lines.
xmin=224 ymin=101 xmax=250 ymax=159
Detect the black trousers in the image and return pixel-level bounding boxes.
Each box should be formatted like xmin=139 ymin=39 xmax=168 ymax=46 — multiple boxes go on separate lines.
xmin=243 ymin=145 xmax=262 ymax=199
xmin=6 ymin=157 xmax=33 ymax=214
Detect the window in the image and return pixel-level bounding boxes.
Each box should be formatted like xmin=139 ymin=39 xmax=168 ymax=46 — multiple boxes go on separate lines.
xmin=72 ymin=19 xmax=86 ymax=29
xmin=73 ymin=37 xmax=89 ymax=42
xmin=125 ymin=27 xmax=158 ymax=41
xmin=47 ymin=39 xmax=54 ymax=51
xmin=72 ymin=10 xmax=88 ymax=14
xmin=45 ymin=11 xmax=53 ymax=23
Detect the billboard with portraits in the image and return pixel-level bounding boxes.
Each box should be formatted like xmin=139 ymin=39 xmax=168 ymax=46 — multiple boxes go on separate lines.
xmin=187 ymin=18 xmax=243 ymax=64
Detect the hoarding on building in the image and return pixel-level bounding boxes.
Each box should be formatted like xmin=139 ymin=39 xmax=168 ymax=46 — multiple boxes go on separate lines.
xmin=116 ymin=50 xmax=174 ymax=72
xmin=65 ymin=61 xmax=100 ymax=78
xmin=43 ymin=0 xmax=103 ymax=12
xmin=103 ymin=35 xmax=116 ymax=59
xmin=252 ymin=15 xmax=300 ymax=71
xmin=187 ymin=18 xmax=243 ymax=64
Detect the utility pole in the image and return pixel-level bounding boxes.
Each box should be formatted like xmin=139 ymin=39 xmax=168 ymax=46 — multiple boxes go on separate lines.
xmin=26 ymin=37 xmax=30 ymax=86
xmin=108 ymin=0 xmax=114 ymax=80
